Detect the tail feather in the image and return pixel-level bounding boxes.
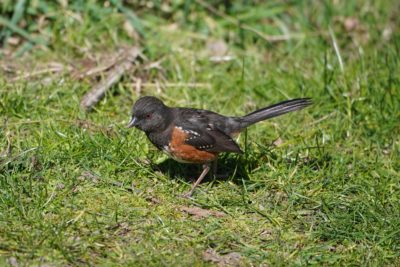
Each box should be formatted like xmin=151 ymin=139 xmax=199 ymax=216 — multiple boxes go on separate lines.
xmin=240 ymin=98 xmax=312 ymax=128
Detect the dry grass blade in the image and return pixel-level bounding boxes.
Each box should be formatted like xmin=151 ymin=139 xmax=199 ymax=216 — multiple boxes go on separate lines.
xmin=75 ymin=60 xmax=120 ymax=79
xmin=80 ymin=47 xmax=141 ymax=111
xmin=10 ymin=62 xmax=71 ymax=81
xmin=0 ymin=119 xmax=12 ymax=161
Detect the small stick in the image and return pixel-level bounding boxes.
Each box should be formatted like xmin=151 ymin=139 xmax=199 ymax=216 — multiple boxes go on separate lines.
xmin=80 ymin=47 xmax=141 ymax=111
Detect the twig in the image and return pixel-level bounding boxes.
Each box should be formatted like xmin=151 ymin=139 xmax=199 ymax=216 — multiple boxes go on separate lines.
xmin=80 ymin=47 xmax=141 ymax=111
xmin=76 ymin=60 xmax=119 ymax=79
xmin=74 ymin=49 xmax=128 ymax=79
xmin=309 ymin=111 xmax=337 ymax=126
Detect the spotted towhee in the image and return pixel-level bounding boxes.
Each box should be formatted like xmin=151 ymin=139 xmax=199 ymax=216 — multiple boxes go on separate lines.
xmin=127 ymin=96 xmax=311 ymax=197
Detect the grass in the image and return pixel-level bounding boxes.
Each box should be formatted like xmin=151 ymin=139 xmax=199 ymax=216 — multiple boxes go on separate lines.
xmin=1 ymin=0 xmax=399 ymax=266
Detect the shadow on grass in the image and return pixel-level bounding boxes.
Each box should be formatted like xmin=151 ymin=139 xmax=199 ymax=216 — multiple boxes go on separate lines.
xmin=151 ymin=149 xmax=333 ymax=189
xmin=151 ymin=155 xmax=253 ymax=186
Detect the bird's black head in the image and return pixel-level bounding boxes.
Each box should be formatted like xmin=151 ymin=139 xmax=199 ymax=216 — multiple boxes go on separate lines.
xmin=127 ymin=96 xmax=171 ymax=132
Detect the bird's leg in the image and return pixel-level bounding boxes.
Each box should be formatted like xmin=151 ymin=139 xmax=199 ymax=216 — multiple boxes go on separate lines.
xmin=212 ymin=159 xmax=218 ymax=177
xmin=183 ymin=164 xmax=211 ymax=198
xmin=211 ymin=159 xmax=229 ymax=179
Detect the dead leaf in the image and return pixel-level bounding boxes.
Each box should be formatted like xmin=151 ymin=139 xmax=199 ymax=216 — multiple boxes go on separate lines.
xmin=344 ymin=17 xmax=359 ymax=32
xmin=179 ymin=206 xmax=225 ymax=219
xmin=259 ymin=229 xmax=273 ymax=240
xmin=207 ymin=39 xmax=235 ymax=63
xmin=107 ymin=222 xmax=131 ymax=237
xmin=56 ymin=183 xmax=65 ymax=190
xmin=78 ymin=171 xmax=100 ymax=183
xmin=340 ymin=16 xmax=369 ymax=44
xmin=7 ymin=257 xmax=18 ymax=267
xmin=382 ymin=25 xmax=393 ymax=41
xmin=202 ymin=249 xmax=242 ymax=267
xmin=146 ymin=196 xmax=161 ymax=204
xmin=273 ymin=137 xmax=283 ymax=147
xmin=207 ymin=39 xmax=228 ymax=57
xmin=7 ymin=36 xmax=21 ymax=46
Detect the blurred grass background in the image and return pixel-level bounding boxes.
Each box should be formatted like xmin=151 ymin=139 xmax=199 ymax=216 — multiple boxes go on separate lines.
xmin=0 ymin=0 xmax=399 ymax=266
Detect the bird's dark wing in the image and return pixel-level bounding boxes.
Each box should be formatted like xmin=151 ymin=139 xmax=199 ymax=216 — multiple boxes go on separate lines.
xmin=175 ymin=108 xmax=243 ymax=154
xmin=183 ymin=128 xmax=243 ymax=154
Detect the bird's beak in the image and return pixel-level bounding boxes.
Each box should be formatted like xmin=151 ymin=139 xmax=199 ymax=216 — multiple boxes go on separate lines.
xmin=127 ymin=116 xmax=138 ymax=128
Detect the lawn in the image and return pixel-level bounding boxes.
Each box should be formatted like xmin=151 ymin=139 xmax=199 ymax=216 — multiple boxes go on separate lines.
xmin=0 ymin=1 xmax=399 ymax=266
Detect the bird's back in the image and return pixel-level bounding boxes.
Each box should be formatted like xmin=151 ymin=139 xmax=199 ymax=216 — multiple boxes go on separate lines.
xmin=173 ymin=107 xmax=241 ymax=137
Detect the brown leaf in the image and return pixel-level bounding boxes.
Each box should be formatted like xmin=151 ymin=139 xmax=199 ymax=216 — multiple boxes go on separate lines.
xmin=340 ymin=16 xmax=369 ymax=44
xmin=7 ymin=36 xmax=21 ymax=46
xmin=273 ymin=137 xmax=283 ymax=147
xmin=78 ymin=171 xmax=100 ymax=183
xmin=382 ymin=25 xmax=393 ymax=41
xmin=207 ymin=39 xmax=228 ymax=57
xmin=146 ymin=196 xmax=161 ymax=205
xmin=107 ymin=222 xmax=131 ymax=237
xmin=207 ymin=39 xmax=235 ymax=63
xmin=7 ymin=257 xmax=18 ymax=267
xmin=179 ymin=206 xmax=225 ymax=219
xmin=344 ymin=17 xmax=359 ymax=32
xmin=202 ymin=249 xmax=242 ymax=267
xmin=56 ymin=183 xmax=65 ymax=190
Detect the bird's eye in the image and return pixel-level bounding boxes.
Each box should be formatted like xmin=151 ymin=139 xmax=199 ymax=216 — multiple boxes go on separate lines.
xmin=146 ymin=113 xmax=152 ymax=119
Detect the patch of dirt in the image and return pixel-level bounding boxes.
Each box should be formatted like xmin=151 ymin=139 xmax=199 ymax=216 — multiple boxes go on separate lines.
xmin=179 ymin=206 xmax=225 ymax=219
xmin=202 ymin=248 xmax=242 ymax=266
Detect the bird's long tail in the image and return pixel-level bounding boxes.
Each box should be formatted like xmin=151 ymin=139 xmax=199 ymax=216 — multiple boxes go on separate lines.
xmin=239 ymin=98 xmax=312 ymax=128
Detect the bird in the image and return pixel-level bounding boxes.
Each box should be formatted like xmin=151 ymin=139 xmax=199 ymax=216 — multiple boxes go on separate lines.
xmin=127 ymin=96 xmax=311 ymax=197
